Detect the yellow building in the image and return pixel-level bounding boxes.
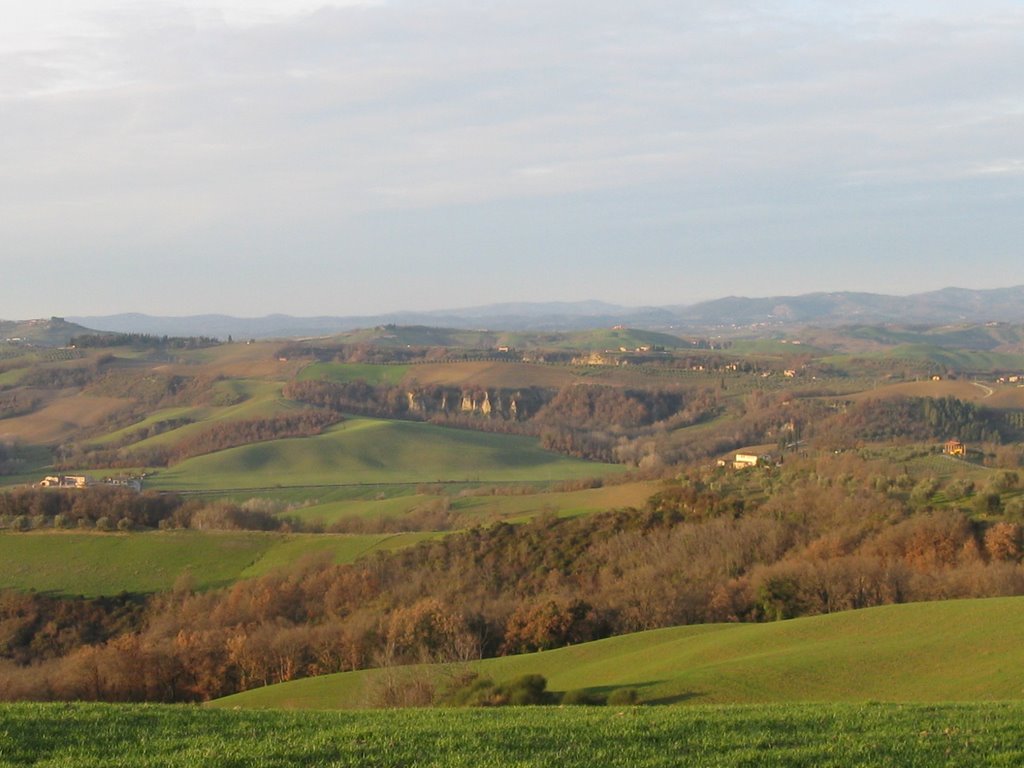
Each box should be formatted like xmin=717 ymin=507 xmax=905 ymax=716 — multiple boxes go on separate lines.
xmin=944 ymin=439 xmax=966 ymax=456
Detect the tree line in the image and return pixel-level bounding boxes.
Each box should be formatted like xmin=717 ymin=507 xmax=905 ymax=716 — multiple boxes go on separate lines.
xmin=0 ymin=487 xmax=302 ymax=533
xmin=69 ymin=333 xmax=220 ymax=349
xmin=824 ymin=396 xmax=1017 ymax=445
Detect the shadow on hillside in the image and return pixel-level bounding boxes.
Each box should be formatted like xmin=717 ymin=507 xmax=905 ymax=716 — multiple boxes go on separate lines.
xmin=644 ymin=690 xmax=705 ymax=705
xmin=565 ymin=680 xmax=706 ymax=706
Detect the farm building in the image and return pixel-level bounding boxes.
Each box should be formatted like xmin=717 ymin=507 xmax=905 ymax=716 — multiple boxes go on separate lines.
xmin=943 ymin=439 xmax=966 ymax=456
xmin=733 ymin=453 xmax=767 ymax=469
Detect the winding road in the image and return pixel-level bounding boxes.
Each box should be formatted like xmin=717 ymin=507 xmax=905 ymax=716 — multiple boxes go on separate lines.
xmin=972 ymin=381 xmax=994 ymax=398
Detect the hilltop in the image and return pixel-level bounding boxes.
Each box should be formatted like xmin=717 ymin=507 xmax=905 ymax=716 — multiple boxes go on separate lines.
xmin=0 ymin=317 xmax=94 ymax=347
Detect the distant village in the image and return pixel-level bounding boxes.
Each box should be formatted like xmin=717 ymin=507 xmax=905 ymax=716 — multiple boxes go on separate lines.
xmin=36 ymin=475 xmax=144 ymax=492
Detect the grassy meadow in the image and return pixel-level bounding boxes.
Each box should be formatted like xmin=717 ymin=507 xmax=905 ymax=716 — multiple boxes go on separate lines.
xmin=149 ymin=418 xmax=619 ymax=491
xmin=0 ymin=530 xmax=435 ymax=596
xmin=214 ymin=597 xmax=1024 ymax=710
xmin=297 ymin=362 xmax=409 ymax=385
xmin=285 ymin=480 xmax=659 ymax=526
xmin=1 ymin=701 xmax=1022 ymax=767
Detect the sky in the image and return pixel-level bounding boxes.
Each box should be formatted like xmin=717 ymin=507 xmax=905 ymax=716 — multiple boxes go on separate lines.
xmin=2 ymin=0 xmax=1023 ymax=318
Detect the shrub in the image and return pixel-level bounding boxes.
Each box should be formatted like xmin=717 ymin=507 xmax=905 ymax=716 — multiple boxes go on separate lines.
xmin=607 ymin=687 xmax=641 ymax=706
xmin=560 ymin=688 xmax=607 ymax=706
xmin=442 ymin=673 xmax=554 ymax=707
xmin=442 ymin=675 xmax=500 ymax=707
xmin=503 ymin=674 xmax=553 ymax=706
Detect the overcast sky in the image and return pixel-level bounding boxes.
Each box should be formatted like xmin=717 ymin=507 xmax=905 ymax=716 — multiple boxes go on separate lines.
xmin=2 ymin=0 xmax=1022 ymax=318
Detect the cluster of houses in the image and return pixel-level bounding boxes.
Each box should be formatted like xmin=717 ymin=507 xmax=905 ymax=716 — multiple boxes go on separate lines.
xmin=36 ymin=475 xmax=143 ymax=492
xmin=38 ymin=475 xmax=91 ymax=489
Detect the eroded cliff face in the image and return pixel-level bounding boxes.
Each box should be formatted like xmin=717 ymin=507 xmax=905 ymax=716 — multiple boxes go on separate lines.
xmin=407 ymin=386 xmax=546 ymax=421
xmin=284 ymin=379 xmax=551 ymax=423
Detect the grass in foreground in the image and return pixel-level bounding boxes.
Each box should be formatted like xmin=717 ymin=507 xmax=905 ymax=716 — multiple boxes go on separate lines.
xmin=0 ymin=702 xmax=1021 ymax=767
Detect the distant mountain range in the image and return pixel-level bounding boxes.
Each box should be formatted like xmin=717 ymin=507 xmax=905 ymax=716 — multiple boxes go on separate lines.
xmin=10 ymin=284 xmax=1019 ymax=341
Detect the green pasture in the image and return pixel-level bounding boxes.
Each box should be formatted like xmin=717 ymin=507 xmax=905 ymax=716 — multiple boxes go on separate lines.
xmin=150 ymin=418 xmax=619 ymax=491
xmin=117 ymin=382 xmax=300 ymax=451
xmin=85 ymin=380 xmax=290 ymax=451
xmin=0 ymin=530 xmax=432 ymax=597
xmin=321 ymin=326 xmax=691 ymax=352
xmin=238 ymin=532 xmax=438 ymax=579
xmin=180 ymin=482 xmax=450 ymax=507
xmin=329 ymin=327 xmax=500 ymax=348
xmin=216 ymin=597 xmax=1024 ymax=710
xmin=297 ymin=362 xmax=409 ymax=386
xmin=4 ymin=701 xmax=1019 ymax=767
xmin=288 ymin=481 xmax=658 ymax=526
xmin=288 ymin=493 xmax=439 ymax=525
xmin=0 ymin=367 xmax=29 ymax=386
xmin=726 ymin=339 xmax=828 ymax=357
xmin=880 ymin=344 xmax=1024 ymax=372
xmin=85 ymin=406 xmax=209 ymax=447
xmin=875 ymin=449 xmax=996 ymax=483
xmin=554 ymin=328 xmax=690 ymax=351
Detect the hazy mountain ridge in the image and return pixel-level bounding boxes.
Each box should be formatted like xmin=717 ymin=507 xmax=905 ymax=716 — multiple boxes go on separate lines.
xmin=53 ymin=284 xmax=1024 ymax=340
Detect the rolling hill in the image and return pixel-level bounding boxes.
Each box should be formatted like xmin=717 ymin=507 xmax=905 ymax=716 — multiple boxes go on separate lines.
xmin=149 ymin=418 xmax=619 ymax=491
xmin=212 ymin=596 xmax=1024 ymax=709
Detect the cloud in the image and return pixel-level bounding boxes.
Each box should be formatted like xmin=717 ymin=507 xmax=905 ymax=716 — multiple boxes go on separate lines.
xmin=1 ymin=0 xmax=1022 ymax=315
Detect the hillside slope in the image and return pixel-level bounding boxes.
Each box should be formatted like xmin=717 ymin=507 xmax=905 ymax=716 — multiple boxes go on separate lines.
xmin=212 ymin=597 xmax=1024 ymax=709
xmin=151 ymin=418 xmax=618 ymax=490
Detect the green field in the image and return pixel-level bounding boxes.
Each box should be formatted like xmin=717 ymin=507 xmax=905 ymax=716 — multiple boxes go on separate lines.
xmin=551 ymin=328 xmax=691 ymax=351
xmin=297 ymin=362 xmax=409 ymax=385
xmin=288 ymin=481 xmax=659 ymax=526
xmin=875 ymin=344 xmax=1024 ymax=372
xmin=238 ymin=532 xmax=437 ymax=578
xmin=215 ymin=597 xmax=1024 ymax=710
xmin=0 ymin=530 xmax=434 ymax=596
xmin=1 ymin=701 xmax=1022 ymax=767
xmin=150 ymin=418 xmax=618 ymax=491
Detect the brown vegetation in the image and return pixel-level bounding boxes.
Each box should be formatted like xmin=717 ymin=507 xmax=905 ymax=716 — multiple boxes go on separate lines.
xmin=3 ymin=452 xmax=1024 ymax=703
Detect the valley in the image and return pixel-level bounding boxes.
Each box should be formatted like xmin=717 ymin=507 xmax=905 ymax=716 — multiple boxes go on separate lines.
xmin=2 ymin=314 xmax=1024 ymax=764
